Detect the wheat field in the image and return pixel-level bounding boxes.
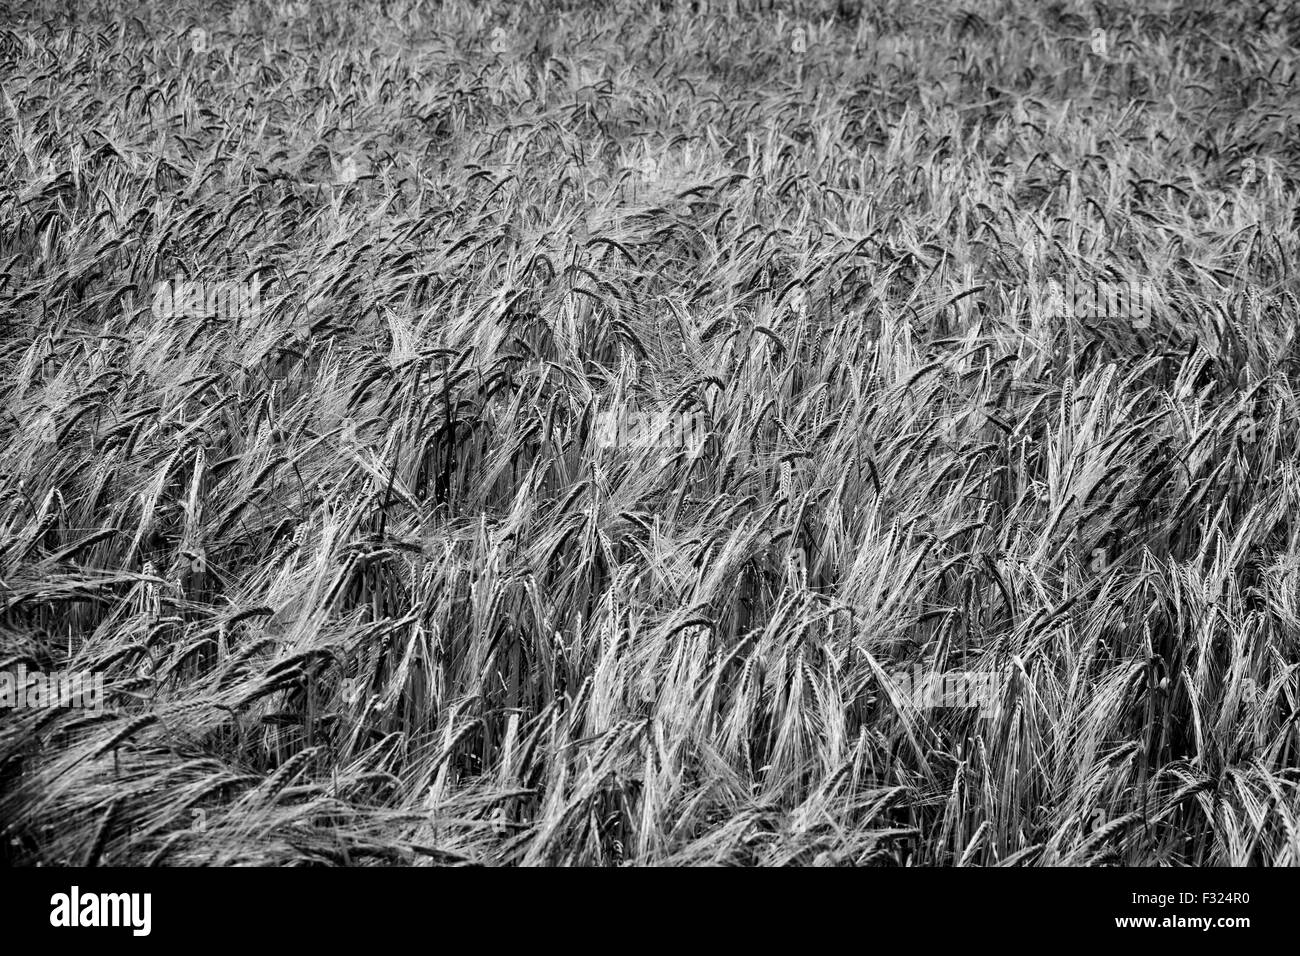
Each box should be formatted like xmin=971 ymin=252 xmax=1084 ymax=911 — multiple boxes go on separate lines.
xmin=3 ymin=0 xmax=1300 ymax=866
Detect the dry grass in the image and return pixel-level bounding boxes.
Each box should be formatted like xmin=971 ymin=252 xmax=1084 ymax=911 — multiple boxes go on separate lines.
xmin=3 ymin=0 xmax=1300 ymax=866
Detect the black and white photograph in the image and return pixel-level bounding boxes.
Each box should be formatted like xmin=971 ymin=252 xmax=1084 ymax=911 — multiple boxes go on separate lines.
xmin=0 ymin=0 xmax=1295 ymax=929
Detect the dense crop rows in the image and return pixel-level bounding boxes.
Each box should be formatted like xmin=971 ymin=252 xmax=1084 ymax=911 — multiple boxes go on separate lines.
xmin=3 ymin=0 xmax=1300 ymax=865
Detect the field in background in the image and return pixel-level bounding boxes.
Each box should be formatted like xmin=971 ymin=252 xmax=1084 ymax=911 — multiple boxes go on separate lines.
xmin=3 ymin=0 xmax=1300 ymax=865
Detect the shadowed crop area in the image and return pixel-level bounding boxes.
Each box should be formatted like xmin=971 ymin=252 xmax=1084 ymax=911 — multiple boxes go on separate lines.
xmin=3 ymin=0 xmax=1300 ymax=866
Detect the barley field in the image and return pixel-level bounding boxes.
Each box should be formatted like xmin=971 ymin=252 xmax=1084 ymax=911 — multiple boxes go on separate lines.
xmin=3 ymin=0 xmax=1300 ymax=867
